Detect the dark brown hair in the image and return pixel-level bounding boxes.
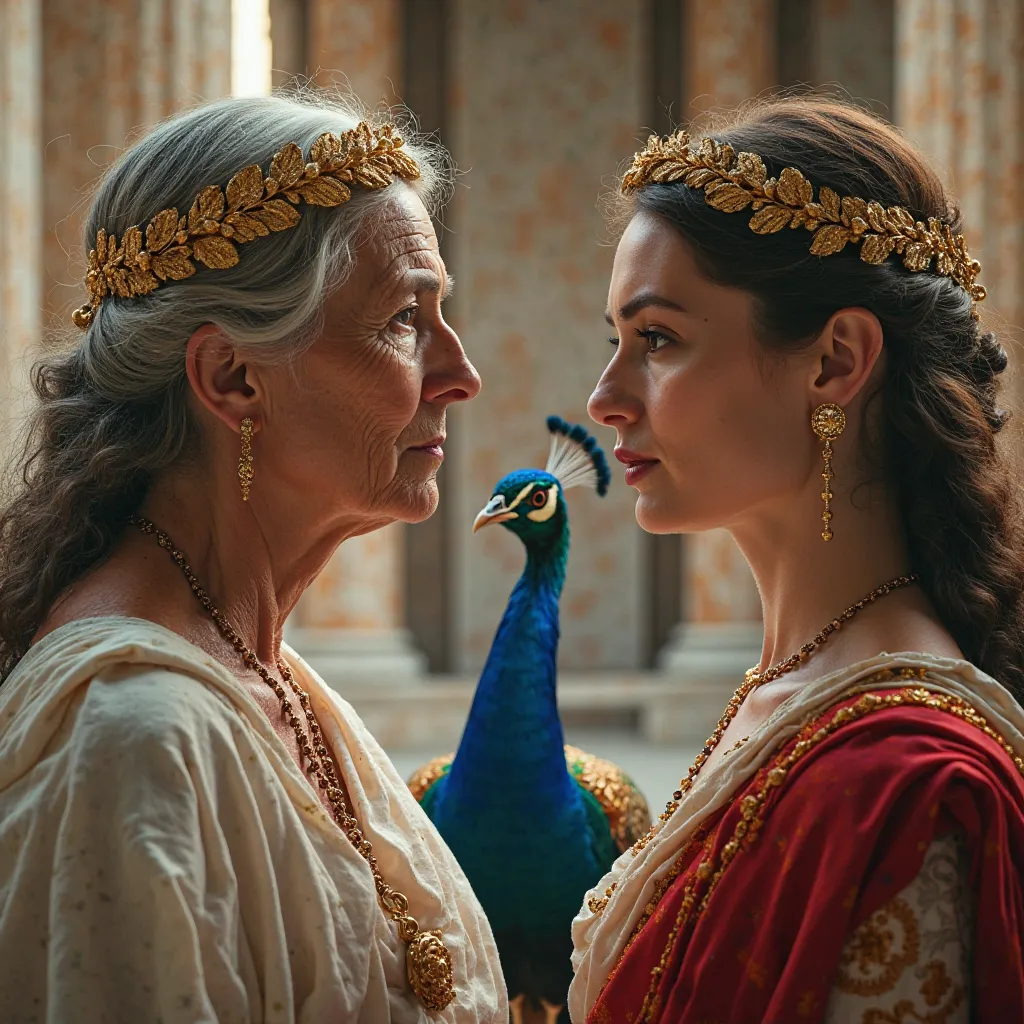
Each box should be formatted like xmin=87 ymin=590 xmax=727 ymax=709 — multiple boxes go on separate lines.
xmin=625 ymin=97 xmax=1024 ymax=699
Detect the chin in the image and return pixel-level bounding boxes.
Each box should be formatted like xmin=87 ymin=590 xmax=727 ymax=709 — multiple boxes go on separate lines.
xmin=395 ymin=479 xmax=440 ymax=524
xmin=634 ymin=491 xmax=694 ymax=535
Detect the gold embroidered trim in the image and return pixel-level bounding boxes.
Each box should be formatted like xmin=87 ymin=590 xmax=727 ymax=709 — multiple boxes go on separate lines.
xmin=622 ymin=669 xmax=1023 ymax=1024
xmin=621 ymin=132 xmax=986 ymax=305
xmin=566 ymin=744 xmax=653 ymax=854
xmin=72 ymin=121 xmax=420 ymax=329
xmin=407 ymin=751 xmax=454 ymax=803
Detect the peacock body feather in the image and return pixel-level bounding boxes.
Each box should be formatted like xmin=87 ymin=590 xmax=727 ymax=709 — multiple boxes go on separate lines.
xmin=408 ymin=418 xmax=650 ymax=1021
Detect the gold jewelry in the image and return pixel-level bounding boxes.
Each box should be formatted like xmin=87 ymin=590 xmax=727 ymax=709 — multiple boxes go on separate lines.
xmin=811 ymin=402 xmax=846 ymax=541
xmin=587 ymin=572 xmax=919 ymax=915
xmin=130 ymin=515 xmax=456 ymax=1012
xmin=621 ymin=131 xmax=986 ymax=305
xmin=72 ymin=121 xmax=421 ymax=329
xmin=238 ymin=417 xmax=254 ymax=501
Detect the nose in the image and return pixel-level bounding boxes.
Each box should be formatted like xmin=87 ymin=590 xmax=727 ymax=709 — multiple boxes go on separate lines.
xmin=587 ymin=359 xmax=641 ymax=428
xmin=423 ymin=318 xmax=482 ymax=405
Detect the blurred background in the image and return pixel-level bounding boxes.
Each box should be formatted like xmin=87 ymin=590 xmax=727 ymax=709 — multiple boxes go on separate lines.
xmin=1 ymin=0 xmax=1021 ymax=807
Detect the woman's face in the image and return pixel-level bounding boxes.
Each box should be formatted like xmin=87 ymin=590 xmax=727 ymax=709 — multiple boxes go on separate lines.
xmin=589 ymin=210 xmax=818 ymax=535
xmin=259 ymin=187 xmax=480 ymax=530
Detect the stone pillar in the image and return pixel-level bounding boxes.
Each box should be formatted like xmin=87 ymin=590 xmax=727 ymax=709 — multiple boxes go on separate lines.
xmin=0 ymin=0 xmax=43 ymax=442
xmin=448 ymin=0 xmax=648 ymax=672
xmin=278 ymin=1 xmax=426 ymax=682
xmin=648 ymin=0 xmax=770 ymax=733
xmin=306 ymin=0 xmax=401 ymax=106
xmin=895 ymin=0 xmax=1024 ymax=357
xmin=686 ymin=0 xmax=775 ymax=117
xmin=42 ymin=0 xmax=234 ymax=318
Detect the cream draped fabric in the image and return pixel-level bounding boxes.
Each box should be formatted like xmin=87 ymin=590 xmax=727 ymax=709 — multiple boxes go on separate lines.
xmin=568 ymin=651 xmax=1024 ymax=1022
xmin=0 ymin=617 xmax=506 ymax=1024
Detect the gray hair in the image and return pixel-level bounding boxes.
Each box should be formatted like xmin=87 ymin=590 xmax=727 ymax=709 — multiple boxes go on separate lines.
xmin=0 ymin=91 xmax=453 ymax=678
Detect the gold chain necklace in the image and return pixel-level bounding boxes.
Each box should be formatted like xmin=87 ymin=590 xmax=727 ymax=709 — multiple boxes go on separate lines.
xmin=131 ymin=516 xmax=456 ymax=1011
xmin=587 ymin=572 xmax=918 ymax=913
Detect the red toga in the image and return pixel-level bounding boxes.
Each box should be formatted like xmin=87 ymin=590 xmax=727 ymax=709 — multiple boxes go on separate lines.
xmin=586 ymin=683 xmax=1024 ymax=1023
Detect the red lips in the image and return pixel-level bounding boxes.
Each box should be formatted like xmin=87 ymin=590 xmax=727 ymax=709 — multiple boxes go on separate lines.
xmin=614 ymin=447 xmax=660 ymax=487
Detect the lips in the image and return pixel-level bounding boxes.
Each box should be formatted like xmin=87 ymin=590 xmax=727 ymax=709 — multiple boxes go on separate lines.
xmin=410 ymin=436 xmax=445 ymax=459
xmin=614 ymin=447 xmax=660 ymax=486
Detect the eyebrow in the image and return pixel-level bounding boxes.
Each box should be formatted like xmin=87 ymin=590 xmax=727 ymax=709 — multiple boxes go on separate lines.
xmin=407 ymin=269 xmax=456 ymax=300
xmin=604 ymin=291 xmax=687 ymax=325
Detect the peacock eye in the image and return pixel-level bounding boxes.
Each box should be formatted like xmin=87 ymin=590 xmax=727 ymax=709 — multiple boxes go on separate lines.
xmin=531 ymin=490 xmax=547 ymax=508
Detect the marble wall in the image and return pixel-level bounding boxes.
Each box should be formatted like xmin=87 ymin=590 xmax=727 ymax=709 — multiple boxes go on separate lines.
xmin=447 ymin=0 xmax=648 ymax=671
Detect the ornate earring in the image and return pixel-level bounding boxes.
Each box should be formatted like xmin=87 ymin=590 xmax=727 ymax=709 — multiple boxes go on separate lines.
xmin=238 ymin=417 xmax=255 ymax=501
xmin=811 ymin=403 xmax=846 ymax=542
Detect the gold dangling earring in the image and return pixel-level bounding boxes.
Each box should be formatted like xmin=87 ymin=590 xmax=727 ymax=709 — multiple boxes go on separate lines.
xmin=811 ymin=403 xmax=846 ymax=541
xmin=238 ymin=417 xmax=255 ymax=501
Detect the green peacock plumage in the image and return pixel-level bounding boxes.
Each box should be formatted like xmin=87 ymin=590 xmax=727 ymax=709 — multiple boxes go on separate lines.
xmin=408 ymin=416 xmax=650 ymax=1023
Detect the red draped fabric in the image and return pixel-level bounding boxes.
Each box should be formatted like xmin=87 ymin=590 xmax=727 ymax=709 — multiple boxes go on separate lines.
xmin=586 ymin=686 xmax=1024 ymax=1023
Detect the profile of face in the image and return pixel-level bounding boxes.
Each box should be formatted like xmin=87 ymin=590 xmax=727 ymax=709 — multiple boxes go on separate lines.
xmin=192 ymin=186 xmax=480 ymax=533
xmin=589 ymin=210 xmax=873 ymax=536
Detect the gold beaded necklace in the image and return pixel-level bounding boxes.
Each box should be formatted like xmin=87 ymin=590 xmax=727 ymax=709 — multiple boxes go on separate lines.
xmin=587 ymin=572 xmax=919 ymax=913
xmin=131 ymin=516 xmax=456 ymax=1012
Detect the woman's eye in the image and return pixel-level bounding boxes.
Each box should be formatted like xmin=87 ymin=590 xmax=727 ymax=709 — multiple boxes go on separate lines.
xmin=392 ymin=306 xmax=417 ymax=328
xmin=636 ymin=328 xmax=672 ymax=352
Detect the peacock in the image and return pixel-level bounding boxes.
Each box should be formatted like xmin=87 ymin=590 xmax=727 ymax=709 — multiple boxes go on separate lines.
xmin=407 ymin=416 xmax=651 ymax=1024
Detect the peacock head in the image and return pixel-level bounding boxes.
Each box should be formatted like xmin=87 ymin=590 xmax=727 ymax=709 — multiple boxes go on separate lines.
xmin=472 ymin=416 xmax=611 ymax=550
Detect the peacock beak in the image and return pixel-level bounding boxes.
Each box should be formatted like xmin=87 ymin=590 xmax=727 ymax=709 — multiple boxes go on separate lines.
xmin=473 ymin=495 xmax=517 ymax=533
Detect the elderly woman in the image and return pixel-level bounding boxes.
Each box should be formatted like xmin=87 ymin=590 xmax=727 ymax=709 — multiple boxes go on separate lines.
xmin=0 ymin=94 xmax=505 ymax=1022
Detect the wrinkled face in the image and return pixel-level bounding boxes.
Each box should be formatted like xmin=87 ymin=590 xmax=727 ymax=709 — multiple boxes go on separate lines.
xmin=473 ymin=470 xmax=566 ymax=546
xmin=589 ymin=210 xmax=815 ymax=534
xmin=259 ymin=188 xmax=481 ymax=530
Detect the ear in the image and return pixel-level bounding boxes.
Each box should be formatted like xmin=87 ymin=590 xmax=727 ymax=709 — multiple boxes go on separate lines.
xmin=185 ymin=325 xmax=264 ymax=432
xmin=808 ymin=307 xmax=884 ymax=408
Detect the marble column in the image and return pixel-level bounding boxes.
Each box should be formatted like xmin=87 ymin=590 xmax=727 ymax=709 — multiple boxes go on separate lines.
xmin=653 ymin=1 xmax=768 ymax=708
xmin=0 ymin=0 xmax=43 ymax=442
xmin=448 ymin=0 xmax=648 ymax=673
xmin=895 ymin=0 xmax=1024 ymax=363
xmin=42 ymin=0 xmax=233 ymax=318
xmin=280 ymin=0 xmax=426 ymax=682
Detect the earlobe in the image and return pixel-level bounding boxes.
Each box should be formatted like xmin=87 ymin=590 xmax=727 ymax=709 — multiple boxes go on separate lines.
xmin=185 ymin=324 xmax=263 ymax=431
xmin=811 ymin=307 xmax=884 ymax=407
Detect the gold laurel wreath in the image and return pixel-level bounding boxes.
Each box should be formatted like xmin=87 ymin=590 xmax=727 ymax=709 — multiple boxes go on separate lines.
xmin=72 ymin=121 xmax=421 ymax=329
xmin=621 ymin=131 xmax=986 ymax=305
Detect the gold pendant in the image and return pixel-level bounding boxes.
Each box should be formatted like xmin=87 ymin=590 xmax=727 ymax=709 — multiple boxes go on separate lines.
xmin=406 ymin=928 xmax=456 ymax=1011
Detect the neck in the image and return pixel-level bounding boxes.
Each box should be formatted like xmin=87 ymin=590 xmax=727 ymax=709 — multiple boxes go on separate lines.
xmin=731 ymin=473 xmax=950 ymax=677
xmin=130 ymin=464 xmax=390 ymax=666
xmin=445 ymin=527 xmax=572 ymax=805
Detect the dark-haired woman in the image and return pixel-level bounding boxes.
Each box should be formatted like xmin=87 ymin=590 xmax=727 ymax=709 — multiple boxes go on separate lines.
xmin=570 ymin=99 xmax=1024 ymax=1023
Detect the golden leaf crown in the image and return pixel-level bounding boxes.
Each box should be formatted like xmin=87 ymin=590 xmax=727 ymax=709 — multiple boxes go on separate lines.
xmin=621 ymin=131 xmax=986 ymax=306
xmin=72 ymin=121 xmax=421 ymax=329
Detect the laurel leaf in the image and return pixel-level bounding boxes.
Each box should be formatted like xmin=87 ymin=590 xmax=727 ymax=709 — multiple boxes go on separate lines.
xmin=270 ymin=143 xmax=304 ymax=189
xmin=299 ymin=176 xmax=353 ymax=206
xmin=840 ymin=196 xmax=868 ymax=227
xmin=936 ymin=250 xmax=954 ymax=277
xmin=128 ymin=268 xmax=159 ymax=295
xmin=225 ymin=212 xmax=270 ymax=243
xmin=684 ymin=167 xmax=719 ymax=189
xmin=819 ymin=186 xmax=842 ymax=222
xmin=192 ymin=235 xmax=239 ymax=270
xmin=353 ymin=165 xmax=393 ymax=190
xmin=310 ymin=132 xmax=343 ymax=167
xmin=903 ymin=241 xmax=933 ymax=271
xmin=735 ymin=151 xmax=768 ymax=188
xmin=122 ymin=226 xmax=143 ymax=265
xmin=749 ymin=205 xmax=793 ymax=234
xmin=151 ymin=246 xmax=196 ymax=281
xmin=776 ymin=167 xmax=813 ymax=206
xmin=389 ymin=150 xmax=420 ymax=179
xmin=649 ymin=162 xmax=687 ymax=184
xmin=809 ymin=224 xmax=852 ymax=256
xmin=250 ymin=198 xmax=301 ymax=232
xmin=146 ymin=209 xmax=179 ymax=251
xmin=198 ymin=185 xmax=225 ymax=221
xmin=866 ymin=201 xmax=887 ymax=233
xmin=860 ymin=233 xmax=895 ymax=264
xmin=226 ymin=164 xmax=265 ymax=210
xmin=704 ymin=181 xmax=752 ymax=214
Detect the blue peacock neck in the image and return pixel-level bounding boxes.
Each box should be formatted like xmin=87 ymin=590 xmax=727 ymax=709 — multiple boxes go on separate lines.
xmin=443 ymin=523 xmax=575 ymax=815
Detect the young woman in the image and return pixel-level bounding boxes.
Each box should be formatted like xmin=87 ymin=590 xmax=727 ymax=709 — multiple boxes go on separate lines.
xmin=571 ymin=97 xmax=1024 ymax=1023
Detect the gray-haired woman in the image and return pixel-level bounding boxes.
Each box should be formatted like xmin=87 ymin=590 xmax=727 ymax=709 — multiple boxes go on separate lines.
xmin=0 ymin=94 xmax=505 ymax=1023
